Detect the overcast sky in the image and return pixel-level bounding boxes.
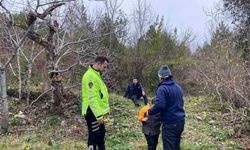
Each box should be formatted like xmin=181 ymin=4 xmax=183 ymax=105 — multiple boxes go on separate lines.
xmin=84 ymin=0 xmax=223 ymax=49
xmin=7 ymin=0 xmax=224 ymax=49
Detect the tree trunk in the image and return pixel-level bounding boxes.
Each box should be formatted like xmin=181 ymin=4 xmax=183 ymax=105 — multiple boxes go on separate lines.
xmin=51 ymin=75 xmax=64 ymax=114
xmin=0 ymin=63 xmax=9 ymax=133
xmin=26 ymin=63 xmax=32 ymax=105
xmin=17 ymin=49 xmax=22 ymax=100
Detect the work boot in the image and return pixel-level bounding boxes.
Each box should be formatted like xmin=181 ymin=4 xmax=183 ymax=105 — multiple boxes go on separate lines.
xmin=98 ymin=144 xmax=106 ymax=150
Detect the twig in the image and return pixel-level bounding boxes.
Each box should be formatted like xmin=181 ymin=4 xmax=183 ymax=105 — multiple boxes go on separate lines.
xmin=0 ymin=1 xmax=13 ymax=26
xmin=32 ymin=49 xmax=45 ymax=63
xmin=49 ymin=62 xmax=78 ymax=74
xmin=3 ymin=26 xmax=33 ymax=68
xmin=37 ymin=3 xmax=65 ymax=19
xmin=8 ymin=63 xmax=17 ymax=77
xmin=64 ymin=83 xmax=81 ymax=90
xmin=59 ymin=32 xmax=113 ymax=51
xmin=38 ymin=0 xmax=75 ymax=7
xmin=30 ymin=87 xmax=53 ymax=106
xmin=35 ymin=0 xmax=40 ymax=12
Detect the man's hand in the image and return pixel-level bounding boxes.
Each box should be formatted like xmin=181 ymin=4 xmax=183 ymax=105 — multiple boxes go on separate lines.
xmin=145 ymin=110 xmax=149 ymax=117
xmin=98 ymin=112 xmax=111 ymax=124
xmin=142 ymin=117 xmax=148 ymax=122
xmin=142 ymin=91 xmax=146 ymax=96
xmin=98 ymin=119 xmax=105 ymax=124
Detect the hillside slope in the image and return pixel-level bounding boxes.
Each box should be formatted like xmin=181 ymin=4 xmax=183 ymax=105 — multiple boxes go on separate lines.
xmin=0 ymin=94 xmax=246 ymax=149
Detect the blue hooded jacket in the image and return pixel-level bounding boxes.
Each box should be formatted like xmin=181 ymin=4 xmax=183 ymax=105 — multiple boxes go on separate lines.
xmin=148 ymin=77 xmax=185 ymax=124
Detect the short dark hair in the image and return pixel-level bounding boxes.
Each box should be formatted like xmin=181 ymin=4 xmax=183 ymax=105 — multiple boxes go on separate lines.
xmin=94 ymin=56 xmax=109 ymax=63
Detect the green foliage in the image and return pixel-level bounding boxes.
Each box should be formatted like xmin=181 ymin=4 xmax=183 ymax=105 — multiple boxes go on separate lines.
xmin=223 ymin=0 xmax=250 ymax=49
xmin=97 ymin=12 xmax=127 ymax=52
xmin=0 ymin=94 xmax=246 ymax=149
xmin=23 ymin=134 xmax=38 ymax=144
xmin=118 ymin=16 xmax=191 ymax=93
xmin=44 ymin=116 xmax=61 ymax=126
xmin=194 ymin=21 xmax=250 ymax=135
xmin=12 ymin=12 xmax=26 ymax=26
xmin=224 ymin=0 xmax=250 ymax=26
xmin=182 ymin=96 xmax=244 ymax=149
xmin=106 ymin=94 xmax=146 ymax=149
xmin=9 ymin=117 xmax=21 ymax=126
xmin=209 ymin=127 xmax=235 ymax=141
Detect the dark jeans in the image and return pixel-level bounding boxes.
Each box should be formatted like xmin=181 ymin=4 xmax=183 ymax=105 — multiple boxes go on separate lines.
xmin=85 ymin=108 xmax=106 ymax=150
xmin=162 ymin=120 xmax=185 ymax=150
xmin=144 ymin=134 xmax=159 ymax=150
xmin=131 ymin=94 xmax=148 ymax=106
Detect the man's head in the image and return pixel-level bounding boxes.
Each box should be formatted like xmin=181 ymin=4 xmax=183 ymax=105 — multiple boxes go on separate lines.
xmin=93 ymin=56 xmax=109 ymax=72
xmin=132 ymin=78 xmax=138 ymax=84
xmin=158 ymin=65 xmax=172 ymax=80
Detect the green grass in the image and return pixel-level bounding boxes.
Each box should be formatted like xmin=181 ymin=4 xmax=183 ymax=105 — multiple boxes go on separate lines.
xmin=181 ymin=96 xmax=244 ymax=150
xmin=0 ymin=94 xmax=245 ymax=149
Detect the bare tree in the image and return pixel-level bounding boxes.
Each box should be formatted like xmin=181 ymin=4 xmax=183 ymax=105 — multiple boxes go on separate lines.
xmin=104 ymin=0 xmax=123 ymax=50
xmin=131 ymin=0 xmax=153 ymax=79
xmin=133 ymin=0 xmax=152 ymax=40
xmin=0 ymin=0 xmax=32 ymax=132
xmin=15 ymin=41 xmax=45 ymax=105
xmin=1 ymin=1 xmax=122 ymax=132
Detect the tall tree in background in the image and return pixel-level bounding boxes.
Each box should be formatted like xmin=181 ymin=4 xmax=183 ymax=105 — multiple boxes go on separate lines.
xmin=99 ymin=0 xmax=127 ymax=90
xmin=224 ymin=0 xmax=250 ymax=105
xmin=104 ymin=0 xmax=123 ymax=51
xmin=131 ymin=0 xmax=152 ymax=80
xmin=224 ymin=0 xmax=250 ymax=47
xmin=192 ymin=22 xmax=250 ymax=133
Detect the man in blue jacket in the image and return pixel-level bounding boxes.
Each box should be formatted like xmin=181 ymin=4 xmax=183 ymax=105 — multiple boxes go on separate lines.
xmin=124 ymin=78 xmax=148 ymax=107
xmin=147 ymin=65 xmax=185 ymax=150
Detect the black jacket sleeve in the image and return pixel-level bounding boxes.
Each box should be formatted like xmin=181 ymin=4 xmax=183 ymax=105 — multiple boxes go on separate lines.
xmin=124 ymin=84 xmax=130 ymax=97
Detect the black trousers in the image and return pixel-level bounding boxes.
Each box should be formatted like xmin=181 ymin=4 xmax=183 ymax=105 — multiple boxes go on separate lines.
xmin=131 ymin=94 xmax=148 ymax=106
xmin=85 ymin=108 xmax=106 ymax=150
xmin=162 ymin=120 xmax=185 ymax=150
xmin=144 ymin=134 xmax=159 ymax=150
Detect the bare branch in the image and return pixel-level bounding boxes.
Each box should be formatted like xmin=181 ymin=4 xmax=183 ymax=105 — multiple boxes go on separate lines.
xmin=64 ymin=83 xmax=81 ymax=90
xmin=55 ymin=48 xmax=72 ymax=67
xmin=3 ymin=26 xmax=32 ymax=68
xmin=30 ymin=88 xmax=53 ymax=106
xmin=20 ymin=49 xmax=30 ymax=63
xmin=38 ymin=0 xmax=75 ymax=8
xmin=8 ymin=63 xmax=17 ymax=77
xmin=49 ymin=62 xmax=78 ymax=74
xmin=37 ymin=3 xmax=65 ymax=19
xmin=32 ymin=49 xmax=45 ymax=63
xmin=0 ymin=1 xmax=13 ymax=26
xmin=59 ymin=32 xmax=112 ymax=51
xmin=35 ymin=0 xmax=40 ymax=12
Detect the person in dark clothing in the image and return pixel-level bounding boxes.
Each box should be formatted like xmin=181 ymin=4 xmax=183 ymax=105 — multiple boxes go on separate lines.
xmin=124 ymin=78 xmax=148 ymax=106
xmin=85 ymin=107 xmax=106 ymax=150
xmin=146 ymin=65 xmax=185 ymax=150
xmin=138 ymin=99 xmax=161 ymax=150
xmin=143 ymin=113 xmax=161 ymax=150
